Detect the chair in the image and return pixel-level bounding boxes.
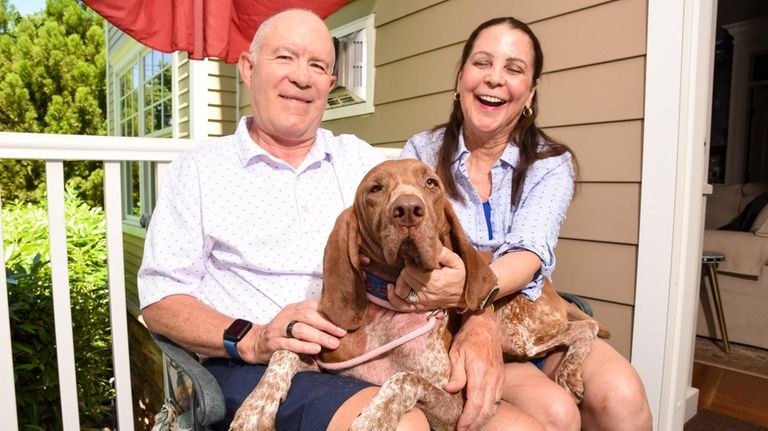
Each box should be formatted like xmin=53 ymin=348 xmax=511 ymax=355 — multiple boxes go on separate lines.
xmin=150 ymin=332 xmax=226 ymax=431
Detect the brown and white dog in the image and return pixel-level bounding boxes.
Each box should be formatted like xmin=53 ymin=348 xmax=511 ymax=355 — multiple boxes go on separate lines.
xmin=230 ymin=159 xmax=609 ymax=431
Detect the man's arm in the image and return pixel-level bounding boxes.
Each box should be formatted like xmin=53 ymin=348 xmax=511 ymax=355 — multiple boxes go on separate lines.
xmin=143 ymin=294 xmax=348 ymax=364
xmin=142 ymin=294 xmax=236 ymax=358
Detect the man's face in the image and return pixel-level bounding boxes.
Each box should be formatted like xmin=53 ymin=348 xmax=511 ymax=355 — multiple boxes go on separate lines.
xmin=239 ymin=13 xmax=336 ymax=144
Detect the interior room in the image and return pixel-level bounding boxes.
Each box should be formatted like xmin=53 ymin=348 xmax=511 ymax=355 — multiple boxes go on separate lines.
xmin=689 ymin=0 xmax=768 ymax=429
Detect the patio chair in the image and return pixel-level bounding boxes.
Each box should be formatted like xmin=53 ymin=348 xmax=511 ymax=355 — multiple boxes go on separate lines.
xmin=150 ymin=332 xmax=225 ymax=431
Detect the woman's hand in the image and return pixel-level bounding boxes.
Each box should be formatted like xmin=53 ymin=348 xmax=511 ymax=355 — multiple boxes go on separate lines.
xmin=445 ymin=310 xmax=504 ymax=430
xmin=239 ymin=300 xmax=347 ymax=364
xmin=386 ymin=246 xmax=467 ymax=311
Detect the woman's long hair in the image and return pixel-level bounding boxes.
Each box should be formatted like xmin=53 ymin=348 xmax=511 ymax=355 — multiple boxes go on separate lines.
xmin=435 ymin=17 xmax=577 ymax=205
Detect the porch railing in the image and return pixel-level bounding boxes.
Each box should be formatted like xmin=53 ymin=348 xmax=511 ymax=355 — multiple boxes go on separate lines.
xmin=0 ymin=131 xmax=399 ymax=430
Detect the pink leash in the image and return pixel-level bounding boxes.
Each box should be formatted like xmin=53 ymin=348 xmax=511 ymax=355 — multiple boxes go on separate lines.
xmin=315 ymin=293 xmax=445 ymax=371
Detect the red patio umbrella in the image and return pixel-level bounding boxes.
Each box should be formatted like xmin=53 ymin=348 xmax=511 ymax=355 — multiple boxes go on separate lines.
xmin=82 ymin=0 xmax=349 ymax=64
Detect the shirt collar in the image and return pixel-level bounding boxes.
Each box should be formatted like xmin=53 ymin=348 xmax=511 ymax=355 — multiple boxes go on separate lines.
xmin=453 ymin=127 xmax=520 ymax=169
xmin=233 ymin=117 xmax=334 ymax=170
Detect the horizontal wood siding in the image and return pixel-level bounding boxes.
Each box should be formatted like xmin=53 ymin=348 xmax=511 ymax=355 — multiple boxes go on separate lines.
xmin=321 ymin=0 xmax=647 ymax=356
xmin=544 ymin=121 xmax=642 ymax=183
xmin=591 ymin=300 xmax=634 ymax=358
xmin=207 ymin=60 xmax=238 ymax=137
xmin=123 ymin=232 xmax=145 ymax=319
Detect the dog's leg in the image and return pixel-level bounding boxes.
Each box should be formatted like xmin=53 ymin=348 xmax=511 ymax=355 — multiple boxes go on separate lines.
xmin=229 ymin=349 xmax=302 ymax=431
xmin=551 ymin=320 xmax=599 ymax=402
xmin=350 ymin=371 xmax=462 ymax=431
xmin=500 ymin=313 xmax=599 ymax=403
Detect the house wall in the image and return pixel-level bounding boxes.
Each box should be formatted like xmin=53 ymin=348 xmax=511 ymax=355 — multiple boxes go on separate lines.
xmin=320 ymin=0 xmax=647 ymax=358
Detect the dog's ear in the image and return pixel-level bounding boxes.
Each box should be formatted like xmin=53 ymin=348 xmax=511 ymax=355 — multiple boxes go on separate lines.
xmin=320 ymin=208 xmax=367 ymax=330
xmin=442 ymin=198 xmax=499 ymax=312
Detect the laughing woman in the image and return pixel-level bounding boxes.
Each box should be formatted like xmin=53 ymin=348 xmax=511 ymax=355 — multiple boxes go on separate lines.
xmin=396 ymin=17 xmax=653 ymax=431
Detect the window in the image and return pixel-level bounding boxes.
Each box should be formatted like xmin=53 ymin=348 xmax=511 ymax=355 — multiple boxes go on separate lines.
xmin=323 ymin=14 xmax=375 ymax=121
xmin=115 ymin=50 xmax=173 ymax=227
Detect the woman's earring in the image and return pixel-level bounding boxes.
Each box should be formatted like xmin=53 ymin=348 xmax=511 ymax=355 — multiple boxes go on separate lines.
xmin=454 ymin=91 xmax=460 ymax=101
xmin=522 ymin=106 xmax=533 ymax=118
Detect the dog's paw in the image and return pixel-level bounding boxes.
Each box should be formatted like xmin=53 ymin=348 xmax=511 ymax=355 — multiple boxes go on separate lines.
xmin=555 ymin=372 xmax=585 ymax=404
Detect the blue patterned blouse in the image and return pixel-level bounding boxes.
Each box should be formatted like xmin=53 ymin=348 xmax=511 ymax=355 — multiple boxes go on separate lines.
xmin=401 ymin=128 xmax=575 ymax=301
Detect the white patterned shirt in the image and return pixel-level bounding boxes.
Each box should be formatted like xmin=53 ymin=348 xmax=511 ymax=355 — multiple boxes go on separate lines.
xmin=401 ymin=128 xmax=574 ymax=300
xmin=138 ymin=117 xmax=383 ymax=324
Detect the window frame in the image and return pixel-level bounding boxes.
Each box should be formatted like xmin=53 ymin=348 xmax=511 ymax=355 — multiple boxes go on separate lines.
xmin=113 ymin=48 xmax=175 ymax=227
xmin=323 ymin=14 xmax=376 ymax=121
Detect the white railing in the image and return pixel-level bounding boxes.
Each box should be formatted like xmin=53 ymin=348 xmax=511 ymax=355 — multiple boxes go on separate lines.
xmin=0 ymin=132 xmax=196 ymax=431
xmin=0 ymin=131 xmax=401 ymax=430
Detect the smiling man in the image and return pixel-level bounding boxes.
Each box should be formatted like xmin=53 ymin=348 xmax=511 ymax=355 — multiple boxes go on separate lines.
xmin=137 ymin=9 xmax=433 ymax=431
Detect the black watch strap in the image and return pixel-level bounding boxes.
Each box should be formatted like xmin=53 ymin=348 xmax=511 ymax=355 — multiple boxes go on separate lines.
xmin=223 ymin=318 xmax=252 ymax=361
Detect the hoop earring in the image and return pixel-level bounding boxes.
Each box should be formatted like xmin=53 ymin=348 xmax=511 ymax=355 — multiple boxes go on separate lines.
xmin=522 ymin=106 xmax=533 ymax=118
xmin=454 ymin=91 xmax=460 ymax=101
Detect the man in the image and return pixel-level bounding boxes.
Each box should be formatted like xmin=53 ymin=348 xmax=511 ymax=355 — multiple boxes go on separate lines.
xmin=138 ymin=9 xmax=429 ymax=430
xmin=140 ymin=8 xmax=517 ymax=431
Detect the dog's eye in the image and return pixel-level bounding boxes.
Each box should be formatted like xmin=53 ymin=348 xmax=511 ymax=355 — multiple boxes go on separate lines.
xmin=425 ymin=178 xmax=438 ymax=188
xmin=369 ymin=184 xmax=383 ymax=193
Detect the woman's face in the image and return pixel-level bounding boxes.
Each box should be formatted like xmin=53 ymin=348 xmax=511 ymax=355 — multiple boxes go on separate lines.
xmin=458 ymin=24 xmax=537 ymax=142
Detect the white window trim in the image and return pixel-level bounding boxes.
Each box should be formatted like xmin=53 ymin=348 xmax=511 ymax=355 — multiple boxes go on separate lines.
xmin=323 ymin=14 xmax=375 ymax=121
xmin=113 ymin=47 xmax=175 ymax=227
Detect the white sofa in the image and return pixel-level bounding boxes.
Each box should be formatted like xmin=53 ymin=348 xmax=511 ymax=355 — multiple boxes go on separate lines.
xmin=696 ymin=183 xmax=768 ymax=350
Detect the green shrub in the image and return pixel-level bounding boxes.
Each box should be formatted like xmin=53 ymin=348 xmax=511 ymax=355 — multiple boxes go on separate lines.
xmin=3 ymin=188 xmax=113 ymax=430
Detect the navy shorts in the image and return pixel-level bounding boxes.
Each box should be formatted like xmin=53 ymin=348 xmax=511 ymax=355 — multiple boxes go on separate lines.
xmin=204 ymin=358 xmax=374 ymax=431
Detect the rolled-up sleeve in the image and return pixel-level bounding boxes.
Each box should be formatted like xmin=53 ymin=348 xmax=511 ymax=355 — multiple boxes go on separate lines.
xmin=138 ymin=154 xmax=211 ymax=309
xmin=495 ymin=154 xmax=574 ymax=288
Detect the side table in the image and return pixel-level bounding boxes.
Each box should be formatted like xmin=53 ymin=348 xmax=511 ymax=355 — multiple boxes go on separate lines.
xmin=702 ymin=251 xmax=730 ymax=354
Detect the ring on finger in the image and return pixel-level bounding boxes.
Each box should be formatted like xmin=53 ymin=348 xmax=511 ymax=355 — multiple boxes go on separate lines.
xmin=405 ymin=289 xmax=418 ymax=304
xmin=286 ymin=320 xmax=298 ymax=338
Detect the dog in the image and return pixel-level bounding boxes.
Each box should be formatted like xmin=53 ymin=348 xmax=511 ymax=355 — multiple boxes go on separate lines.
xmin=230 ymin=159 xmax=609 ymax=431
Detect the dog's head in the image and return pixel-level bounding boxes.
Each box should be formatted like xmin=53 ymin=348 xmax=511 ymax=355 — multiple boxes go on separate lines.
xmin=320 ymin=159 xmax=497 ymax=330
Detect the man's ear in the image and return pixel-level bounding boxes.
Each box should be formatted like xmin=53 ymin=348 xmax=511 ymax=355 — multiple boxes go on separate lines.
xmin=238 ymin=52 xmax=253 ymax=88
xmin=319 ymin=208 xmax=367 ymax=330
xmin=442 ymin=198 xmax=498 ymax=311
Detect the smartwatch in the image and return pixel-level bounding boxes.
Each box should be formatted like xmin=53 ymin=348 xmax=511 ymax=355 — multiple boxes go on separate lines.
xmin=223 ymin=318 xmax=252 ymax=361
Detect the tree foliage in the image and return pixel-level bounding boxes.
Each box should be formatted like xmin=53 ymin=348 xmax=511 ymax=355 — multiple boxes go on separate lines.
xmin=0 ymin=0 xmax=106 ymax=206
xmin=4 ymin=189 xmax=113 ymax=429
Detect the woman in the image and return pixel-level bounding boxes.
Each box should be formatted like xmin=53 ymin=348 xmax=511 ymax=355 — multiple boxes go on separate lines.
xmin=396 ymin=17 xmax=653 ymax=430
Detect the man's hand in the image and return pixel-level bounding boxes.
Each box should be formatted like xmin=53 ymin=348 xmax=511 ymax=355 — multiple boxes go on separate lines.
xmin=240 ymin=300 xmax=347 ymax=364
xmin=387 ymin=246 xmax=467 ymax=311
xmin=444 ymin=310 xmax=504 ymax=431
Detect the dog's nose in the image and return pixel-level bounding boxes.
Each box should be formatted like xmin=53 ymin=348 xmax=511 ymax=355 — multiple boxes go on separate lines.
xmin=392 ymin=195 xmax=424 ymax=226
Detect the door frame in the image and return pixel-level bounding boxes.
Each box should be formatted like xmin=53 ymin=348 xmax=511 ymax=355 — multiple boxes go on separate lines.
xmin=633 ymin=0 xmax=717 ymax=429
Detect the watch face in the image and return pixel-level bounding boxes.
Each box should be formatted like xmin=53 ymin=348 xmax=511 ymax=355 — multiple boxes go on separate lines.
xmin=224 ymin=319 xmax=252 ymax=341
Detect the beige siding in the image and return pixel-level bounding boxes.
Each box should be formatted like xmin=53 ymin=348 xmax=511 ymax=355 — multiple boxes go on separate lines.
xmin=554 ymin=239 xmax=637 ymax=305
xmin=123 ymin=232 xmax=145 ymax=319
xmin=544 ymin=121 xmax=642 ymax=183
xmin=537 ymin=57 xmax=645 ymax=127
xmin=322 ymin=0 xmax=648 ymax=357
xmin=177 ymin=53 xmax=191 ymax=138
xmin=562 ymin=183 xmax=640 ymax=244
xmin=375 ymin=0 xmax=611 ymax=66
xmin=590 ymin=300 xmax=634 ymax=358
xmin=207 ymin=59 xmax=238 ymax=137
